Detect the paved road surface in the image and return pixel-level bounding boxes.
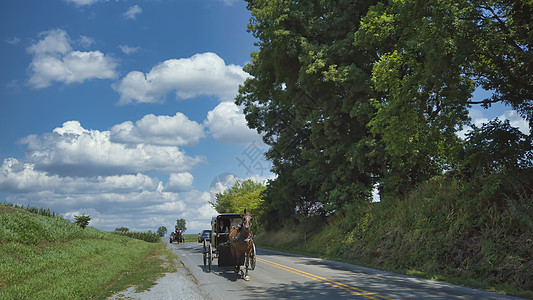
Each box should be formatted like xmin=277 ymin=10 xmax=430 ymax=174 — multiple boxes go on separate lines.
xmin=171 ymin=242 xmax=521 ymax=300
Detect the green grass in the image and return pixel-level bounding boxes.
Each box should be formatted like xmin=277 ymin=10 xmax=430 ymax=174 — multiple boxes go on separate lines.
xmin=0 ymin=204 xmax=177 ymax=300
xmin=254 ymin=176 xmax=533 ymax=299
xmin=183 ymin=233 xmax=199 ymax=243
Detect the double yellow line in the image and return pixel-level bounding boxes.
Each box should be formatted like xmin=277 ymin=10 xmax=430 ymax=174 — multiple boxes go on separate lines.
xmin=257 ymin=257 xmax=393 ymax=300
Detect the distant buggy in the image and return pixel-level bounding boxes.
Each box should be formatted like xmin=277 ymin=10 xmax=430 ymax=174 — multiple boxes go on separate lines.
xmin=169 ymin=226 xmax=184 ymax=244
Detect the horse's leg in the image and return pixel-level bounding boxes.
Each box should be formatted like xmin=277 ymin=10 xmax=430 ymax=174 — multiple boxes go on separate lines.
xmin=231 ymin=246 xmax=239 ymax=274
xmin=244 ymin=250 xmax=250 ymax=281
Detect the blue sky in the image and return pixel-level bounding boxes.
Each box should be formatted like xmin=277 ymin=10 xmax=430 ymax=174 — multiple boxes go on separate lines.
xmin=0 ymin=0 xmax=530 ymax=233
xmin=0 ymin=0 xmax=272 ymax=233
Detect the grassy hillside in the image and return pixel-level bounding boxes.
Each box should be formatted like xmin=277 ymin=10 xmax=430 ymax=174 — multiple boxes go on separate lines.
xmin=255 ymin=176 xmax=533 ymax=299
xmin=0 ymin=204 xmax=177 ymax=300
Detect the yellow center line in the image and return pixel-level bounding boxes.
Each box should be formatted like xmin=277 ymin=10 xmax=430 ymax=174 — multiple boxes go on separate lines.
xmin=257 ymin=257 xmax=394 ymax=300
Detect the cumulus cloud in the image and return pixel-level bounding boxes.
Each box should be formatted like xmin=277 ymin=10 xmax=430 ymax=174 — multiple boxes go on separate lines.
xmin=197 ymin=203 xmax=218 ymax=220
xmin=110 ymin=112 xmax=205 ymax=146
xmin=0 ymin=157 xmax=195 ymax=231
xmin=123 ymin=5 xmax=143 ymax=19
xmin=165 ymin=172 xmax=194 ymax=192
xmin=113 ymin=52 xmax=249 ymax=104
xmin=0 ymin=157 xmax=219 ymax=232
xmin=0 ymin=158 xmax=159 ymax=195
xmin=0 ymin=158 xmax=61 ymax=193
xmin=205 ymin=102 xmax=262 ymax=144
xmin=20 ymin=120 xmax=205 ymax=177
xmin=27 ymin=29 xmax=117 ymax=88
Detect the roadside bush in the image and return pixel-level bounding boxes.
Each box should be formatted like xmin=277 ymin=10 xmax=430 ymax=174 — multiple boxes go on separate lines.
xmin=113 ymin=230 xmax=161 ymax=243
xmin=255 ymin=172 xmax=533 ymax=298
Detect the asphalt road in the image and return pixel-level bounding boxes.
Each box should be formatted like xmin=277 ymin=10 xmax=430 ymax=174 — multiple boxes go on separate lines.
xmin=168 ymin=242 xmax=522 ymax=300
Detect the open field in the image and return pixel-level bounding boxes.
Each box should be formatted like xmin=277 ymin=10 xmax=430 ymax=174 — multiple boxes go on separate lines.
xmin=0 ymin=204 xmax=177 ymax=300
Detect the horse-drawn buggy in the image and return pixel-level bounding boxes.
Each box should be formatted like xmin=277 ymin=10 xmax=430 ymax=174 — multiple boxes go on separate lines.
xmin=203 ymin=210 xmax=256 ymax=280
xmin=169 ymin=226 xmax=184 ymax=244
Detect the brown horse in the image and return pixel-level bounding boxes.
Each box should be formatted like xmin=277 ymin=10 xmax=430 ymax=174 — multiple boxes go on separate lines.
xmin=228 ymin=209 xmax=253 ymax=280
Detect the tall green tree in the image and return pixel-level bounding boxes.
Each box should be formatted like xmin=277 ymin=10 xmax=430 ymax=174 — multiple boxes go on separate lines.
xmin=238 ymin=0 xmax=532 ymax=226
xmin=355 ymin=0 xmax=532 ymax=195
xmin=74 ymin=214 xmax=90 ymax=229
xmin=157 ymin=226 xmax=167 ymax=237
xmin=467 ymin=0 xmax=533 ymax=126
xmin=355 ymin=0 xmax=474 ymax=195
xmin=210 ymin=179 xmax=266 ymax=214
xmin=175 ymin=219 xmax=186 ymax=232
xmin=238 ymin=0 xmax=381 ymax=218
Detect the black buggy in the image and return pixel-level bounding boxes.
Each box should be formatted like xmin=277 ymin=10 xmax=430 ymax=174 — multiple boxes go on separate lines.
xmin=202 ymin=213 xmax=256 ymax=272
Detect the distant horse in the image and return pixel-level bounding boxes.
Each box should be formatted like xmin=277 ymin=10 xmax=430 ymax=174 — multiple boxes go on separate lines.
xmin=229 ymin=209 xmax=253 ymax=281
xmin=175 ymin=227 xmax=183 ymax=244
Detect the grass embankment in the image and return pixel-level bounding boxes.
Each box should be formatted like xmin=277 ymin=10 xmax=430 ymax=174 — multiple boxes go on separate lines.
xmin=255 ymin=176 xmax=533 ymax=299
xmin=0 ymin=205 xmax=177 ymax=300
xmin=183 ymin=234 xmax=199 ymax=243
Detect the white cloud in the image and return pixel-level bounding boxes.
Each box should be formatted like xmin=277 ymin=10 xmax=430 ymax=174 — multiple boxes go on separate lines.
xmin=119 ymin=45 xmax=140 ymax=55
xmin=78 ymin=35 xmax=95 ymax=48
xmin=182 ymin=189 xmax=211 ymax=205
xmin=497 ymin=110 xmax=530 ymax=134
xmin=28 ymin=29 xmax=71 ymax=56
xmin=0 ymin=158 xmax=160 ymax=195
xmin=20 ymin=120 xmax=205 ymax=177
xmin=63 ymin=0 xmax=102 ymax=6
xmin=0 ymin=158 xmax=61 ymax=193
xmin=0 ymin=157 xmax=215 ymax=232
xmin=113 ymin=52 xmax=249 ymax=104
xmin=197 ymin=203 xmax=218 ymax=219
xmin=110 ymin=112 xmax=205 ymax=146
xmin=218 ymin=0 xmax=239 ymax=5
xmin=205 ymin=102 xmax=263 ymax=144
xmin=209 ymin=173 xmax=240 ymax=201
xmin=27 ymin=29 xmax=117 ymax=88
xmin=6 ymin=36 xmax=21 ymax=45
xmin=123 ymin=5 xmax=143 ymax=20
xmin=458 ymin=109 xmax=530 ymax=139
xmin=165 ymin=172 xmax=194 ymax=192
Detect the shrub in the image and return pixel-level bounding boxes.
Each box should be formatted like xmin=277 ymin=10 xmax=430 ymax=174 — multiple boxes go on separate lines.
xmin=74 ymin=214 xmax=91 ymax=229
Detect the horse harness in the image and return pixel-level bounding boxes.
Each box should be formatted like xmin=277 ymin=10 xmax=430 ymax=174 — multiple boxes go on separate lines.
xmin=230 ymin=225 xmax=253 ymax=244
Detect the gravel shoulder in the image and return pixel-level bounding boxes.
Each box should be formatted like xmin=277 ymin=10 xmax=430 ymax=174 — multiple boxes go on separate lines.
xmin=107 ymin=246 xmax=204 ymax=300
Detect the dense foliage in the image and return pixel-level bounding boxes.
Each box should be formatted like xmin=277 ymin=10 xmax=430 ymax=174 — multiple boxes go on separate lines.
xmin=241 ymin=1 xmax=532 ymax=295
xmin=238 ymin=0 xmax=532 ymax=228
xmin=210 ymin=179 xmax=266 ymax=214
xmin=157 ymin=226 xmax=167 ymax=237
xmin=256 ymin=171 xmax=533 ymax=297
xmin=175 ymin=218 xmax=187 ymax=232
xmin=74 ymin=214 xmax=91 ymax=229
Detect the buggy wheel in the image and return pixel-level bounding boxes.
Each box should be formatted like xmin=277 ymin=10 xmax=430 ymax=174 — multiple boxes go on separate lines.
xmin=250 ymin=242 xmax=256 ymax=270
xmin=207 ymin=244 xmax=212 ymax=272
xmin=202 ymin=241 xmax=207 ymax=266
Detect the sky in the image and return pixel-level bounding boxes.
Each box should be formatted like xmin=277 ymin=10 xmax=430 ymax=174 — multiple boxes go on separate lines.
xmin=0 ymin=0 xmax=273 ymax=234
xmin=0 ymin=0 xmax=530 ymax=234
